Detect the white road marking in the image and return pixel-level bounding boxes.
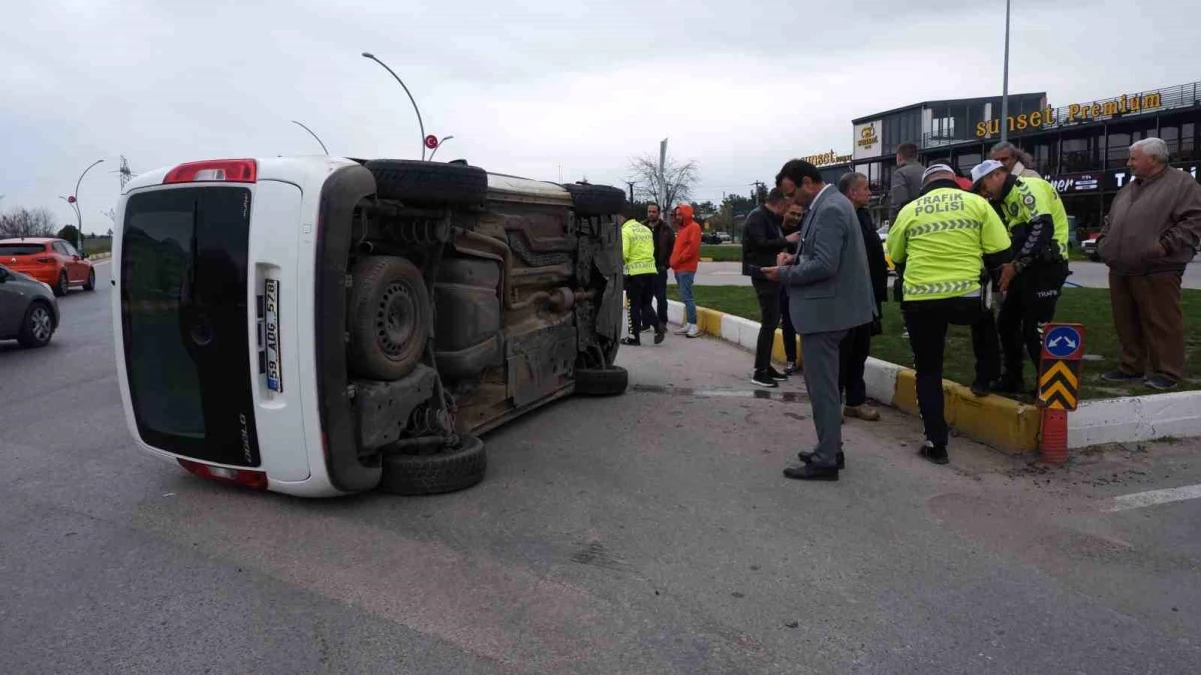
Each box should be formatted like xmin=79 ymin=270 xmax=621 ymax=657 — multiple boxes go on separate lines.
xmin=1106 ymin=484 xmax=1201 ymax=512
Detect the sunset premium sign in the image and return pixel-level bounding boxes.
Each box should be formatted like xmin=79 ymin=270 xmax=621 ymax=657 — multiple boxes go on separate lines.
xmin=801 ymin=150 xmax=852 ymax=167
xmin=975 ymin=91 xmax=1164 ymax=138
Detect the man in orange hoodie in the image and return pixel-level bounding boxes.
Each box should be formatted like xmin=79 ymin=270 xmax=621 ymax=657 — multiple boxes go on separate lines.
xmin=669 ymin=204 xmax=703 ymax=338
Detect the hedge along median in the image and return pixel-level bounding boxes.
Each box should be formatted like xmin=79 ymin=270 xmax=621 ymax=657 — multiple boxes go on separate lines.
xmin=660 ymin=298 xmax=1201 ymax=454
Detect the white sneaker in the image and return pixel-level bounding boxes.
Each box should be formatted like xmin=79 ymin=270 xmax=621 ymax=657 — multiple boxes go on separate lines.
xmin=686 ymin=325 xmax=701 ymax=338
xmin=674 ymin=323 xmax=692 ymax=336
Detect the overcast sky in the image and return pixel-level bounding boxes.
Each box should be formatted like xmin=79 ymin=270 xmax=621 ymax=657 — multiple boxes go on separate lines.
xmin=2 ymin=0 xmax=1198 ymax=232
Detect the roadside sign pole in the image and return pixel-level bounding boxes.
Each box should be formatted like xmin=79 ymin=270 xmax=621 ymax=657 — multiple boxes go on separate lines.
xmin=1037 ymin=323 xmax=1086 ymax=464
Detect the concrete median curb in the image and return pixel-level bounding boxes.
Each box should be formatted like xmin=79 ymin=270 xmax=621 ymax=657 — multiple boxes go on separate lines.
xmin=88 ymin=252 xmax=111 ymax=261
xmin=663 ymin=300 xmax=1201 ymax=453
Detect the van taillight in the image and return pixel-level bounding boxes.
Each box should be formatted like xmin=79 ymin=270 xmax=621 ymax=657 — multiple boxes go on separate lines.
xmin=164 ymin=159 xmax=257 ymax=184
xmin=178 ymin=459 xmax=268 ymax=490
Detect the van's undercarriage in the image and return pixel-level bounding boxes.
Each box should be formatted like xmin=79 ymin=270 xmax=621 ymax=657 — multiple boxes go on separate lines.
xmin=315 ymin=160 xmax=627 ymax=495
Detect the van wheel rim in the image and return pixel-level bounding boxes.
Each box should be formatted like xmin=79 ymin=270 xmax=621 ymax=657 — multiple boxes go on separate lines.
xmin=30 ymin=307 xmax=51 ymax=342
xmin=376 ymin=282 xmax=416 ymax=358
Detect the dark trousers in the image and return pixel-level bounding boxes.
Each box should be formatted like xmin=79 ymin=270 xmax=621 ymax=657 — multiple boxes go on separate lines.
xmin=839 ymin=322 xmax=873 ymax=407
xmin=902 ymin=297 xmax=1001 ymax=446
xmin=997 ymin=261 xmax=1068 ymax=382
xmin=752 ymin=278 xmax=782 ymax=372
xmin=1110 ymin=270 xmax=1186 ymax=381
xmin=627 ymin=274 xmax=660 ymax=341
xmin=780 ymin=288 xmax=799 ymax=364
xmin=638 ymin=270 xmax=669 ymax=329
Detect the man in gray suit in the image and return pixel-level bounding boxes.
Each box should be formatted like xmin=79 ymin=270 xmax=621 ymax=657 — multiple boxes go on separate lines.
xmin=762 ymin=159 xmax=877 ymax=481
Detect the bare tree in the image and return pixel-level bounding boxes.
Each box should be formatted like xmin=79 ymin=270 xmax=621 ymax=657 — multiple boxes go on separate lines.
xmin=627 ymin=154 xmax=699 ymax=209
xmin=0 ymin=207 xmax=57 ymax=238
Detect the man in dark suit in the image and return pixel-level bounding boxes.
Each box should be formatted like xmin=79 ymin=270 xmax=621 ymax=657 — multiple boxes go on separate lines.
xmin=837 ymin=172 xmax=889 ymax=422
xmin=742 ymin=188 xmax=800 ymax=387
xmin=763 ymin=160 xmax=877 ymax=482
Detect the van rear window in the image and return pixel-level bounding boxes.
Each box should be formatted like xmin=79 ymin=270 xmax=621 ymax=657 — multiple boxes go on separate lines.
xmin=120 ymin=186 xmax=261 ymax=466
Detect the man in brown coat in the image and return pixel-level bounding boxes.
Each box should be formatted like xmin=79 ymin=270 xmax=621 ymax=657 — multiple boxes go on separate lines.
xmin=1097 ymin=137 xmax=1201 ymax=390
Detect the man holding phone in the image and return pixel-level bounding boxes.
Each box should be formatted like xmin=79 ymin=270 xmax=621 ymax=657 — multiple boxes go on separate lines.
xmin=742 ymin=188 xmax=801 ymax=387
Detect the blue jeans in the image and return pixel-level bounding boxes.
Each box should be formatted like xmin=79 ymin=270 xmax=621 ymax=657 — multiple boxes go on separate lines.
xmin=675 ymin=271 xmax=697 ymax=324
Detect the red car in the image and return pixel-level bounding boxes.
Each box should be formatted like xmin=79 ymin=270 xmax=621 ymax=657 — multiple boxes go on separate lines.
xmin=0 ymin=237 xmax=96 ymax=296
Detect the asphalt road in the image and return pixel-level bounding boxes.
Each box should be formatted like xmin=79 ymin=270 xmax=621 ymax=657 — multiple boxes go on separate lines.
xmin=3 ymin=262 xmax=1201 ymax=674
xmin=683 ymin=259 xmax=1201 ymax=289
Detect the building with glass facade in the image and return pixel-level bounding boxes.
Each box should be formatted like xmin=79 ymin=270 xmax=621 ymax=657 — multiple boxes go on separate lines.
xmin=802 ymin=80 xmax=1201 ymax=234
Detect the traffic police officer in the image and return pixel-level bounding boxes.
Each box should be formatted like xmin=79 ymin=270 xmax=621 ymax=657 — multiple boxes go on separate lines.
xmin=971 ymin=159 xmax=1071 ymax=392
xmin=886 ymin=164 xmax=1012 ymax=465
xmin=620 ymin=214 xmax=665 ymax=346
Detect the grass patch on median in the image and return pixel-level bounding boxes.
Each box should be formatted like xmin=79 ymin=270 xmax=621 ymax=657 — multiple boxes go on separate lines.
xmin=82 ymin=237 xmax=112 ymax=256
xmin=669 ymin=285 xmax=1201 ymax=401
xmin=700 ymin=244 xmax=742 ymax=262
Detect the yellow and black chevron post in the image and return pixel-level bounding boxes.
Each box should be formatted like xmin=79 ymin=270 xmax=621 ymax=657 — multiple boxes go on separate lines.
xmin=1038 ymin=360 xmax=1081 ymax=411
xmin=1038 ymin=323 xmax=1086 ymax=412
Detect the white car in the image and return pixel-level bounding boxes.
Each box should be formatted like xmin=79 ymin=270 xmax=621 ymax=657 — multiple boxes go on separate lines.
xmin=113 ymin=157 xmax=627 ymax=498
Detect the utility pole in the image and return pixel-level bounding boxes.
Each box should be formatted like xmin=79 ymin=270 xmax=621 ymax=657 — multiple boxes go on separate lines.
xmin=1000 ymin=0 xmax=1012 ymax=143
xmin=625 ymin=181 xmax=636 ymax=204
xmin=118 ymin=156 xmax=133 ymax=189
xmin=658 ymin=138 xmax=668 ymax=208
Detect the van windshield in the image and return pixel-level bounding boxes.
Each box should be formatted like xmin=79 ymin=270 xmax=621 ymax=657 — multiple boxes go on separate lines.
xmin=120 ymin=186 xmax=260 ymax=466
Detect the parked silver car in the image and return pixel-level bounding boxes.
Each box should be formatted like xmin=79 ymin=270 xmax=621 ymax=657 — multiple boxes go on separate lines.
xmin=0 ymin=263 xmax=59 ymax=348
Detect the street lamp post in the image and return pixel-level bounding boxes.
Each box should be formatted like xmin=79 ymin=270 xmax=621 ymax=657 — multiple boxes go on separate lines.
xmin=361 ymin=52 xmax=428 ymax=160
xmin=1000 ymin=0 xmax=1012 ymax=144
xmin=427 ymin=135 xmax=454 ymax=161
xmin=291 ymin=120 xmax=329 ymax=154
xmin=69 ymin=159 xmax=105 ymax=254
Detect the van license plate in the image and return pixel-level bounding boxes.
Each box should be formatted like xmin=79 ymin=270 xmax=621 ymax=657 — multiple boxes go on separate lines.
xmin=264 ymin=279 xmax=283 ymax=393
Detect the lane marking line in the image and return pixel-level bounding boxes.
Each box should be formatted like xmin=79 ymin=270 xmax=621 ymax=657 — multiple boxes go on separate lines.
xmin=632 ymin=384 xmax=808 ymax=403
xmin=1106 ymin=484 xmax=1201 ymax=512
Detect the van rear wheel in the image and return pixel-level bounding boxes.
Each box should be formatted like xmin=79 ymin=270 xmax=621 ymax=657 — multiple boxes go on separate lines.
xmin=365 ymin=159 xmax=488 ymax=206
xmin=379 ymin=435 xmax=487 ymax=496
xmin=348 ymin=256 xmax=431 ymax=381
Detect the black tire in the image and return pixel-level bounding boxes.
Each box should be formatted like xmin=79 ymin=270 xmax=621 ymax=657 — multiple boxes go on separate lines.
xmin=17 ymin=301 xmax=55 ymax=348
xmin=83 ymin=267 xmax=95 ymax=291
xmin=54 ymin=270 xmax=68 ymax=297
xmin=574 ymin=365 xmax=629 ymax=396
xmin=348 ymin=256 xmax=432 ymax=381
xmin=563 ymin=183 xmax=626 ymax=218
xmin=364 ymin=159 xmax=488 ymax=206
xmin=379 ymin=435 xmax=487 ymax=496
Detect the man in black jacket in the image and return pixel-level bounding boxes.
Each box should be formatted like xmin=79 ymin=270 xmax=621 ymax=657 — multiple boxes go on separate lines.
xmin=639 ymin=203 xmax=676 ymax=331
xmin=742 ymin=188 xmax=799 ymax=387
xmin=838 ymin=172 xmax=889 ymax=421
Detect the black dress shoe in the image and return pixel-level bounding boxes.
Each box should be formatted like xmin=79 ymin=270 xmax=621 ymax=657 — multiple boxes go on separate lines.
xmin=620 ymin=337 xmax=641 ymax=346
xmin=989 ymin=376 xmax=1024 ymax=394
xmin=798 ymin=450 xmax=846 ymax=470
xmin=919 ymin=441 xmax=949 ymax=465
xmin=783 ymin=464 xmax=839 ymax=481
xmin=654 ymin=329 xmax=666 ymax=345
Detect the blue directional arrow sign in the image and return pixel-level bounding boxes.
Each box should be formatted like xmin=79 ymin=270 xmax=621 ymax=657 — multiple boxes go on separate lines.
xmin=1044 ymin=325 xmax=1083 ymax=360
